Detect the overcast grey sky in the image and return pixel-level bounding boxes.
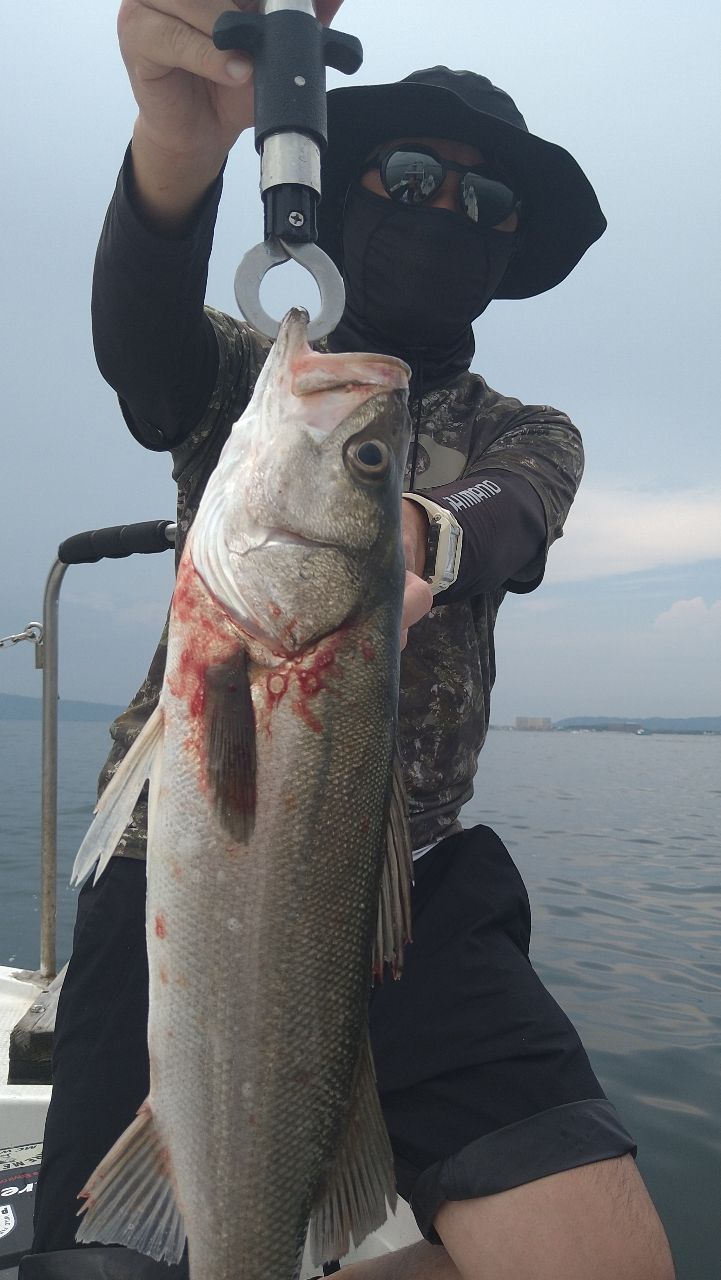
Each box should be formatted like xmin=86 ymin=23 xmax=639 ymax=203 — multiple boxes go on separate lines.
xmin=1 ymin=0 xmax=720 ymax=722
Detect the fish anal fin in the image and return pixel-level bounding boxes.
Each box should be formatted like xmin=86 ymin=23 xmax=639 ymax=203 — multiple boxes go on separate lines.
xmin=76 ymin=1100 xmax=186 ymax=1264
xmin=373 ymin=748 xmax=413 ymax=979
xmin=309 ymin=1034 xmax=397 ymax=1266
xmin=204 ymin=652 xmax=256 ymax=842
xmin=71 ymin=705 xmax=164 ymax=887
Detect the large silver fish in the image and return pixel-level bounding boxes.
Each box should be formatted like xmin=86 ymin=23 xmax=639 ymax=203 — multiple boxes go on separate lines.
xmin=71 ymin=309 xmax=413 ymax=1278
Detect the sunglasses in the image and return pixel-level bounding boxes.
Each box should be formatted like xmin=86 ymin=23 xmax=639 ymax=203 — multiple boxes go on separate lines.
xmin=363 ymin=146 xmax=520 ymax=230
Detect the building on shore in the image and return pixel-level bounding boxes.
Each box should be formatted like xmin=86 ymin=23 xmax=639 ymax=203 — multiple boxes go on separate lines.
xmin=515 ymin=716 xmax=552 ymax=731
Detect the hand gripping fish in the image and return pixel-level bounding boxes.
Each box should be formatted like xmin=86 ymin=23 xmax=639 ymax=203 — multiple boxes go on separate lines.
xmin=70 ymin=309 xmax=413 ymax=1278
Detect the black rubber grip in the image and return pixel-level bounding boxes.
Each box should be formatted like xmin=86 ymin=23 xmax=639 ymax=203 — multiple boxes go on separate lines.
xmin=212 ymin=11 xmax=362 ymax=149
xmin=58 ymin=520 xmax=175 ymax=566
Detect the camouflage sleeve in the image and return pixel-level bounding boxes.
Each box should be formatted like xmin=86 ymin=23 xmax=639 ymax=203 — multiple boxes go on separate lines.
xmin=466 ymin=404 xmax=585 ymax=552
xmin=170 ymin=309 xmax=271 ymax=557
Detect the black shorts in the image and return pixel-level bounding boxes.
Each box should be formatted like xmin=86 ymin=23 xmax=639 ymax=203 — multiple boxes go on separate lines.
xmin=33 ymin=825 xmax=635 ymax=1256
xmin=369 ymin=824 xmax=636 ymax=1239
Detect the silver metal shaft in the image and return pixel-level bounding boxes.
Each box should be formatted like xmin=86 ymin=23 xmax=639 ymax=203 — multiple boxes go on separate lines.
xmin=261 ymin=132 xmax=321 ymax=195
xmin=40 ymin=558 xmax=67 ymax=980
xmin=263 ymin=0 xmax=316 ymax=14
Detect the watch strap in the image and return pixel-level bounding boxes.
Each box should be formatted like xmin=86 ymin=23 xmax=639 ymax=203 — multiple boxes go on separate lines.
xmin=403 ymin=493 xmax=464 ymax=595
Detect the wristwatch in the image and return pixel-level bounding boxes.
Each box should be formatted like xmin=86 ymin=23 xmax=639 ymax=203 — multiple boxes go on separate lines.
xmin=403 ymin=493 xmax=464 ymax=596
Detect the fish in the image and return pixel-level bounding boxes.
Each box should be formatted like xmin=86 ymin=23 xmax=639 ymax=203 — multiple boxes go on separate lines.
xmin=70 ymin=308 xmax=413 ymax=1278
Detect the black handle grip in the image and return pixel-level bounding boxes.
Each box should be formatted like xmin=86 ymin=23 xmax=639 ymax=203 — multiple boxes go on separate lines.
xmin=58 ymin=520 xmax=175 ymax=566
xmin=213 ymin=10 xmax=362 ymax=149
xmin=322 ymin=28 xmax=363 ymax=76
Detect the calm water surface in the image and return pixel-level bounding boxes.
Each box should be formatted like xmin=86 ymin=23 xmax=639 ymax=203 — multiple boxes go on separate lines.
xmin=1 ymin=722 xmax=719 ymax=1278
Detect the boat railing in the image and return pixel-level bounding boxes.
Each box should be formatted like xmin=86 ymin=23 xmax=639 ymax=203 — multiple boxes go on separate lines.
xmin=2 ymin=520 xmax=176 ymax=981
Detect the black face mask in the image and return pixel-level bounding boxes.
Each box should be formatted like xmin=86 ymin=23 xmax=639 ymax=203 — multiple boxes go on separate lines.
xmin=336 ymin=185 xmax=517 ymax=371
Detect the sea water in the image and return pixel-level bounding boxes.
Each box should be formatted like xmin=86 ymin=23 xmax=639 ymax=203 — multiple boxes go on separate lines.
xmin=1 ymin=721 xmax=719 ymax=1278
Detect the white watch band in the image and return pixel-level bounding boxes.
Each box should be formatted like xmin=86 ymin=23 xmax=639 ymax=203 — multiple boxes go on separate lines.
xmin=403 ymin=493 xmax=464 ymax=595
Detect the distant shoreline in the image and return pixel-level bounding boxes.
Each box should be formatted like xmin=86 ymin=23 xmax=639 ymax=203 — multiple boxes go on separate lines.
xmin=0 ymin=693 xmax=124 ymax=723
xmin=492 ymin=715 xmax=721 ymax=736
xmin=3 ymin=693 xmax=719 ymax=735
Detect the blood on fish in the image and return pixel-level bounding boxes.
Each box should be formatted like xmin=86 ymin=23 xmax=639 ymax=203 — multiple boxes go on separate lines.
xmin=293 ymin=697 xmax=323 ymax=735
xmin=170 ymin=558 xmax=196 ymax=622
xmin=286 ymin=634 xmax=346 ymax=732
xmin=265 ymin=671 xmax=289 ymax=706
xmin=154 ymin=914 xmax=167 ymax=940
xmin=159 ymin=965 xmax=169 ymax=986
xmin=295 ymin=640 xmax=337 ymax=698
xmin=361 ymin=639 xmax=376 ymax=662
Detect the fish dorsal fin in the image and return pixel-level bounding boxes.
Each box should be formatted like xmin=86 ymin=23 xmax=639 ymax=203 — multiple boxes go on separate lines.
xmin=204 ymin=653 xmax=256 ymax=842
xmin=70 ymin=704 xmax=164 ymax=887
xmin=373 ymin=749 xmax=413 ymax=978
xmin=75 ymin=1100 xmax=186 ymax=1264
xmin=308 ymin=1033 xmax=397 ymax=1266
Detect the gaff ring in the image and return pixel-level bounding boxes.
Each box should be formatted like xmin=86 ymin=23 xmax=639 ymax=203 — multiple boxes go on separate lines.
xmin=234 ymin=238 xmax=346 ymax=342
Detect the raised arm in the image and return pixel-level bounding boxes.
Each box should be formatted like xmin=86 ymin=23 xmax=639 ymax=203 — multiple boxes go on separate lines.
xmin=93 ymin=0 xmax=344 ymax=446
xmin=120 ymin=0 xmax=344 ymax=233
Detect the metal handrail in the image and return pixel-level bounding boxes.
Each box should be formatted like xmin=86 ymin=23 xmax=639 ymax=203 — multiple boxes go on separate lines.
xmin=8 ymin=521 xmax=178 ymax=980
xmin=39 ymin=558 xmax=67 ymax=980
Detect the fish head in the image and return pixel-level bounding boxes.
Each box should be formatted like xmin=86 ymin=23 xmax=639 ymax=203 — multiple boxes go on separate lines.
xmin=191 ymin=310 xmax=412 ymax=653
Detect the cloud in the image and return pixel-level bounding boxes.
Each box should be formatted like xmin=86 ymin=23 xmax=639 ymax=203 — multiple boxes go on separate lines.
xmin=546 ymin=487 xmax=721 ymax=583
xmin=653 ymin=597 xmax=721 ymax=631
xmin=64 ymin=589 xmax=168 ymax=630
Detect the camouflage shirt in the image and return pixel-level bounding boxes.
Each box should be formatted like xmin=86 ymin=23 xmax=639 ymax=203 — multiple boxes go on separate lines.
xmin=102 ymin=308 xmax=583 ymax=855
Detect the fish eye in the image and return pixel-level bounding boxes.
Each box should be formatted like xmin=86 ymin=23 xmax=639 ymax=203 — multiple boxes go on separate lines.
xmin=346 ymin=438 xmax=391 ymax=479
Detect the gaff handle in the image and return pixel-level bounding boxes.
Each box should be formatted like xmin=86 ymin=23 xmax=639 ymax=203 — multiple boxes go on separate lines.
xmin=213 ymin=3 xmax=362 ymax=245
xmin=213 ymin=6 xmax=363 ymax=152
xmin=213 ymin=2 xmax=362 ymax=340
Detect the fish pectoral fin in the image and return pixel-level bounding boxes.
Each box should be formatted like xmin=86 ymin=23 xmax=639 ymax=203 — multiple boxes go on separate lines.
xmin=373 ymin=748 xmax=413 ymax=978
xmin=70 ymin=704 xmax=164 ymax=887
xmin=204 ymin=652 xmax=257 ymax=842
xmin=75 ymin=1099 xmax=186 ymax=1264
xmin=309 ymin=1033 xmax=397 ymax=1267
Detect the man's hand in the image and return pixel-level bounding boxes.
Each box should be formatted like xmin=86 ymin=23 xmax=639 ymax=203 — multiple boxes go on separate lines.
xmin=401 ymin=571 xmax=433 ymax=650
xmin=119 ymin=0 xmax=344 ymax=233
xmin=401 ymin=498 xmax=433 ymax=648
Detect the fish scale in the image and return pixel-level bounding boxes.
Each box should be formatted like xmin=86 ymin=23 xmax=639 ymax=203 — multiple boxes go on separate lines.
xmin=71 ymin=310 xmax=413 ymax=1278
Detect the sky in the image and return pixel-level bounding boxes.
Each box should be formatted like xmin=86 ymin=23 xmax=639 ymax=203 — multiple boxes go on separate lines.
xmin=1 ymin=0 xmax=720 ymax=724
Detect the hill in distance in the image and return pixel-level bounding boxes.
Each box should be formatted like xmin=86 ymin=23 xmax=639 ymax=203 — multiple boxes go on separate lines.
xmin=554 ymin=715 xmax=721 ymax=734
xmin=0 ymin=693 xmax=124 ymax=722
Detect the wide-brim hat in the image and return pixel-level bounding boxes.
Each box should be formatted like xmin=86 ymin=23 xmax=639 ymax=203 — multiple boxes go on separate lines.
xmin=318 ymin=66 xmax=607 ymax=299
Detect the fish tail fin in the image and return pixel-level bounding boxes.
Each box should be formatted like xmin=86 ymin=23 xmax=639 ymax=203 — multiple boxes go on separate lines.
xmin=76 ymin=1100 xmax=185 ymax=1264
xmin=309 ymin=1034 xmax=397 ymax=1267
xmin=70 ymin=704 xmax=164 ymax=887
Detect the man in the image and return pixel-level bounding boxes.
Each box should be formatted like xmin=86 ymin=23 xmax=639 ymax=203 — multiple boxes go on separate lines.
xmin=27 ymin=2 xmax=675 ymax=1278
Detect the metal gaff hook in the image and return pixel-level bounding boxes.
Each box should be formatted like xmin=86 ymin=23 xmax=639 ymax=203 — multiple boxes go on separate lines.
xmin=234 ymin=238 xmax=346 ymax=343
xmin=213 ymin=2 xmax=362 ymax=343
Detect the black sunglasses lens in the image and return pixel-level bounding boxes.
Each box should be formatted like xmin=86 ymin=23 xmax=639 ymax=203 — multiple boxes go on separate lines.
xmin=382 ymin=150 xmax=444 ymax=205
xmin=462 ymin=173 xmax=517 ymax=227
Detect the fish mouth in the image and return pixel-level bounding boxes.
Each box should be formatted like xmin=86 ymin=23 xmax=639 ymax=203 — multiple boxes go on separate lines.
xmin=291 ymin=353 xmax=410 ymax=398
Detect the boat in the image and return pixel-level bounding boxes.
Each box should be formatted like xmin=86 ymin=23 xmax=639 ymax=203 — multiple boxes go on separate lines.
xmin=0 ymin=525 xmax=422 ymax=1278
